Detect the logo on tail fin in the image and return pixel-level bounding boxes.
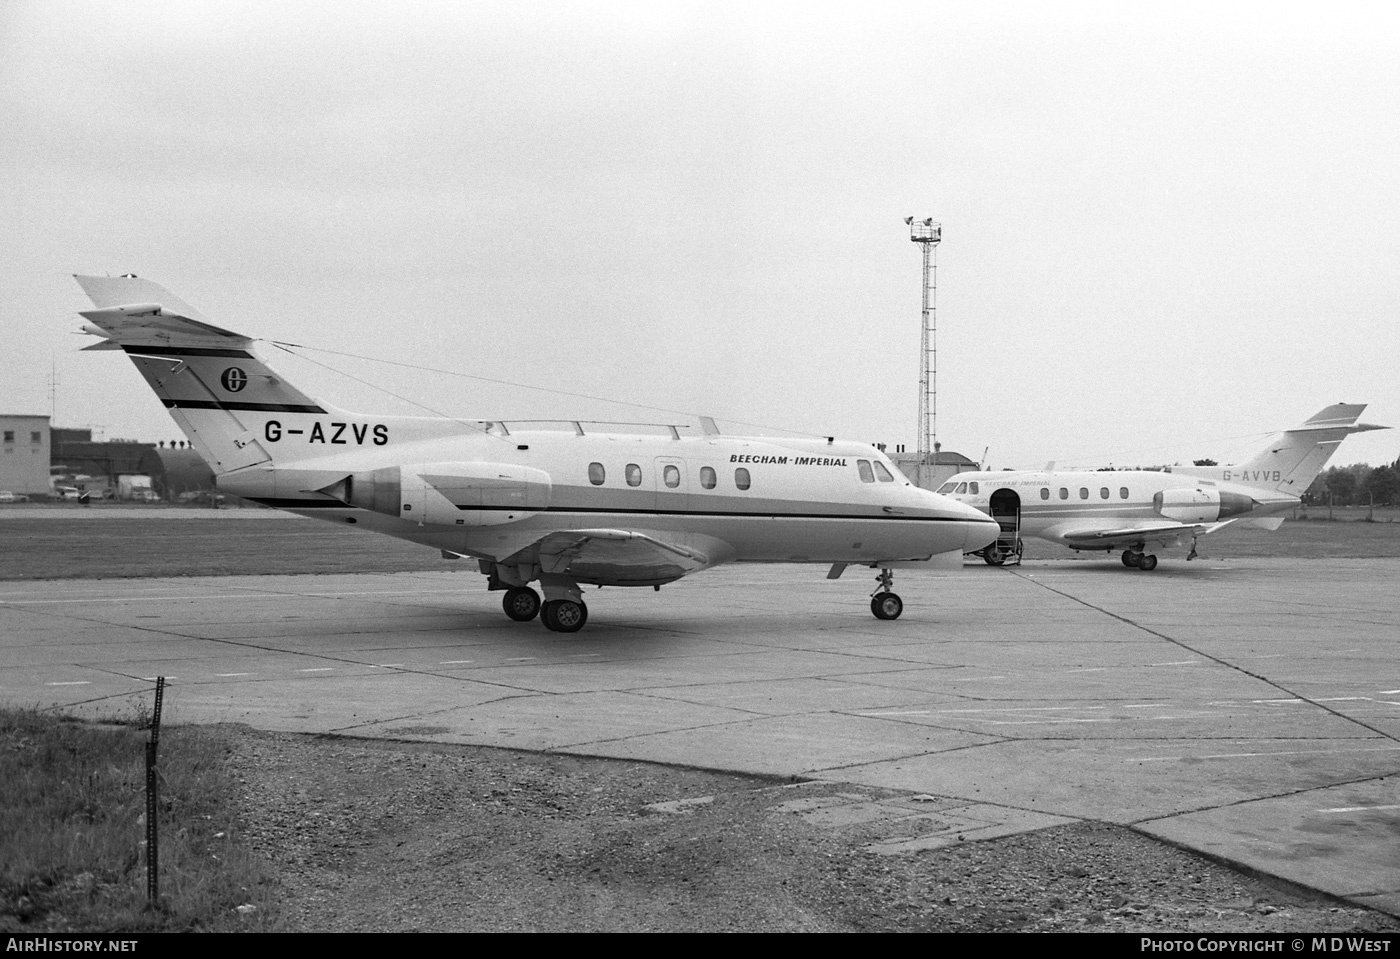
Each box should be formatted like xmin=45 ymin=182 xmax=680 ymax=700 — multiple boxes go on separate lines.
xmin=221 ymin=367 xmax=247 ymax=392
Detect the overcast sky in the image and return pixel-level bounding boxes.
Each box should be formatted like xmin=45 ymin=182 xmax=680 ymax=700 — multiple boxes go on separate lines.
xmin=3 ymin=1 xmax=1397 ymax=469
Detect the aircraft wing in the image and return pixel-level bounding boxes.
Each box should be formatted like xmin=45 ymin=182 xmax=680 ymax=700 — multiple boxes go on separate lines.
xmin=499 ymin=529 xmax=714 ymax=586
xmin=1059 ymin=521 xmax=1229 ymax=550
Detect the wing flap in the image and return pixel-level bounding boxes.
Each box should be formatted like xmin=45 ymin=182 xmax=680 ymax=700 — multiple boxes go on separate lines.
xmin=1060 ymin=522 xmax=1208 ymax=549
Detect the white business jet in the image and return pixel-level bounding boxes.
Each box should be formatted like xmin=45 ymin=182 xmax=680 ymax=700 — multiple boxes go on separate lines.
xmin=936 ymin=405 xmax=1386 ymax=570
xmin=75 ymin=275 xmax=998 ymax=630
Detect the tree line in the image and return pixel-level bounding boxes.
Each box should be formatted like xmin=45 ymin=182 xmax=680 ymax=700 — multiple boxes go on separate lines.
xmin=1303 ymin=459 xmax=1400 ymax=507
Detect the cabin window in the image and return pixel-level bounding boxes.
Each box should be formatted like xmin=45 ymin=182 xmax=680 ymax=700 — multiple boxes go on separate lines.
xmin=874 ymin=462 xmax=895 ymax=482
xmin=700 ymin=466 xmax=716 ymax=489
xmin=1100 ymin=487 xmax=1109 ymax=499
xmin=735 ymin=467 xmax=751 ymax=490
xmin=663 ymin=465 xmax=680 ymax=488
xmin=625 ymin=463 xmax=642 ymax=487
xmin=937 ymin=482 xmax=957 ymax=493
xmin=969 ymin=482 xmax=979 ymax=495
xmin=1059 ymin=487 xmax=1068 ymax=500
xmin=588 ymin=462 xmax=605 ymax=486
xmin=857 ymin=460 xmax=875 ymax=483
xmin=1120 ymin=487 xmax=1129 ymax=499
xmin=1040 ymin=488 xmax=1050 ymax=500
xmin=1079 ymin=487 xmax=1089 ymax=500
xmin=955 ymin=483 xmax=968 ymax=494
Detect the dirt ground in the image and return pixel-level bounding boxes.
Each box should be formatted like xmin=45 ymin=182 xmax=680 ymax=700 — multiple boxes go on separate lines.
xmin=223 ymin=726 xmax=1400 ymax=933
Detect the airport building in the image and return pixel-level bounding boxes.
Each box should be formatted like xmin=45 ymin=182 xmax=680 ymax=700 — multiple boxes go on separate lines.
xmin=0 ymin=414 xmax=52 ymax=496
xmin=50 ymin=428 xmax=217 ymax=501
xmin=0 ymin=416 xmax=219 ymax=501
xmin=886 ymin=447 xmax=979 ymax=491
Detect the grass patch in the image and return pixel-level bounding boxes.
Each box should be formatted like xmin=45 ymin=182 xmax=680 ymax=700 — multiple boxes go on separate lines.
xmin=2 ymin=509 xmax=1400 ymax=583
xmin=0 ymin=518 xmax=445 ymax=580
xmin=0 ymin=707 xmax=281 ymax=932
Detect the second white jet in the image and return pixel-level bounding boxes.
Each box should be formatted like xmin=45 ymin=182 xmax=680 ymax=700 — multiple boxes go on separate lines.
xmin=936 ymin=404 xmax=1386 ymax=570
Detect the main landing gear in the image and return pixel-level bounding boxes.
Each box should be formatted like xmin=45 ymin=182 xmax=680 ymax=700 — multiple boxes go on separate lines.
xmin=500 ymin=586 xmax=589 ymax=633
xmin=1121 ymin=549 xmax=1158 ymax=571
xmin=541 ymin=598 xmax=588 ymax=633
xmin=502 ymin=586 xmax=541 ymax=621
xmin=870 ymin=568 xmax=903 ymax=620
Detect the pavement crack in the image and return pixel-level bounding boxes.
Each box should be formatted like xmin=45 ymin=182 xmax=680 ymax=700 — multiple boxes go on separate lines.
xmin=1006 ymin=567 xmax=1400 ymax=747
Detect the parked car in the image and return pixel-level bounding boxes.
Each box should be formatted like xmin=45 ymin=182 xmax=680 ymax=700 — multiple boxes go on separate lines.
xmin=0 ymin=491 xmax=31 ymax=503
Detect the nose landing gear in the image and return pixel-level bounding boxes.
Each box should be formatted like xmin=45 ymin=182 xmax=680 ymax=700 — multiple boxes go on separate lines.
xmin=870 ymin=568 xmax=904 ymax=620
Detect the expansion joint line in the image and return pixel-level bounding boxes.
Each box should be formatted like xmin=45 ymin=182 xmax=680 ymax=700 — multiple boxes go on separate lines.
xmin=1003 ymin=568 xmax=1400 ymax=746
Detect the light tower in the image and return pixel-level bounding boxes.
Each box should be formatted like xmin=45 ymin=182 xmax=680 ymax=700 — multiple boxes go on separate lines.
xmin=905 ymin=216 xmax=941 ymax=488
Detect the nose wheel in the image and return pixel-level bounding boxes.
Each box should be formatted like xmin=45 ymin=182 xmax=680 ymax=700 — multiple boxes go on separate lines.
xmin=870 ymin=568 xmax=904 ymax=620
xmin=871 ymin=592 xmax=904 ymax=620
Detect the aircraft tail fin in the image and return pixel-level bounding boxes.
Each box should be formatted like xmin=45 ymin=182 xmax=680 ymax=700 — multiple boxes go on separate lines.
xmin=1222 ymin=404 xmax=1387 ymax=495
xmin=74 ymin=274 xmax=339 ymax=475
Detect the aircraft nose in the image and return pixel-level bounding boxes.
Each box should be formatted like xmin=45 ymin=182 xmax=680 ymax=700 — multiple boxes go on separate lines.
xmin=957 ymin=502 xmax=1000 ymax=552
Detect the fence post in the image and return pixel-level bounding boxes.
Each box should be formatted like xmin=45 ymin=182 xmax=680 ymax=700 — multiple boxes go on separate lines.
xmin=146 ymin=677 xmax=165 ymax=905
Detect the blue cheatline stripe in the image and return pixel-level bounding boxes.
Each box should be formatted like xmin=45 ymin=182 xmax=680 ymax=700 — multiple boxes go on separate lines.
xmin=123 ymin=345 xmax=253 ymax=358
xmin=162 ymin=399 xmax=326 ymax=413
xmin=252 ymin=498 xmax=978 ymax=521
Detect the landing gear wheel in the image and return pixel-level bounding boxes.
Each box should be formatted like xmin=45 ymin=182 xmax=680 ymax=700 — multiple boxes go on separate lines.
xmin=983 ymin=548 xmax=1007 ymax=567
xmin=541 ymin=599 xmax=588 ymax=633
xmin=1122 ymin=551 xmax=1140 ymax=568
xmin=871 ymin=592 xmax=904 ymax=620
xmin=502 ymin=587 xmax=541 ymax=622
xmin=1138 ymin=554 xmax=1158 ymax=571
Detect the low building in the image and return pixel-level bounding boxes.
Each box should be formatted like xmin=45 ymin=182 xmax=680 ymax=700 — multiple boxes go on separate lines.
xmin=50 ymin=428 xmax=157 ymax=498
xmin=886 ymin=448 xmax=980 ymax=491
xmin=147 ymin=445 xmax=216 ymax=500
xmin=0 ymin=414 xmax=51 ymax=496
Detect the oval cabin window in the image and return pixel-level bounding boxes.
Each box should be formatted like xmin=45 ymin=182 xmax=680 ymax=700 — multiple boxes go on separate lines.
xmin=588 ymin=462 xmax=605 ymax=486
xmin=664 ymin=465 xmax=680 ymax=488
xmin=700 ymin=466 xmax=716 ymax=489
xmin=626 ymin=464 xmax=642 ymax=487
xmin=735 ymin=468 xmax=751 ymax=490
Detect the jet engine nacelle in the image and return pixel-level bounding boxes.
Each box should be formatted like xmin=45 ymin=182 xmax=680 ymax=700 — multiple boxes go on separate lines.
xmin=323 ymin=461 xmax=552 ymax=527
xmin=1153 ymin=487 xmax=1256 ymax=523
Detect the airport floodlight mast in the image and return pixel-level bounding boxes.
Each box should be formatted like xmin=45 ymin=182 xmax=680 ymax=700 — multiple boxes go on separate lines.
xmin=906 ymin=216 xmax=941 ymax=488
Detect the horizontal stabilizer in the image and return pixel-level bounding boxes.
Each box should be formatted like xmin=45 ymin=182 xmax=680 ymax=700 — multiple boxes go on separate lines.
xmin=74 ymin=275 xmax=249 ymax=346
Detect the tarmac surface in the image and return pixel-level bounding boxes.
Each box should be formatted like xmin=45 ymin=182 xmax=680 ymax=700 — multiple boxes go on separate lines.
xmin=3 ymin=555 xmax=1398 ymax=916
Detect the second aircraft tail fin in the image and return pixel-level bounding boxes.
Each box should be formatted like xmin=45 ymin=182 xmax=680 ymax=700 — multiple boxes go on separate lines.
xmin=1219 ymin=404 xmax=1387 ymax=495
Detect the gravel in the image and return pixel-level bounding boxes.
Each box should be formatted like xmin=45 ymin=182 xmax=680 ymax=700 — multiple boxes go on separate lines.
xmin=221 ymin=726 xmax=1400 ymax=933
